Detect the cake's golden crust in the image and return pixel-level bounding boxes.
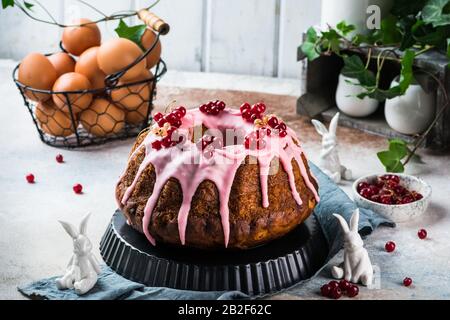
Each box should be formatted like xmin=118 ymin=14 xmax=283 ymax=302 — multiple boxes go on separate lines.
xmin=116 ymin=131 xmax=318 ymax=249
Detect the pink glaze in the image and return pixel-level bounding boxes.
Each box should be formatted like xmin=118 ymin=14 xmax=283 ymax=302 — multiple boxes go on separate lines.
xmin=117 ymin=108 xmax=320 ymax=247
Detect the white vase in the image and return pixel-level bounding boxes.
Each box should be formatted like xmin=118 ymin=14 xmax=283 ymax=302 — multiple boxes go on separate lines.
xmin=321 ymin=0 xmax=393 ymax=35
xmin=335 ymin=73 xmax=378 ymax=117
xmin=385 ymin=80 xmax=435 ymax=135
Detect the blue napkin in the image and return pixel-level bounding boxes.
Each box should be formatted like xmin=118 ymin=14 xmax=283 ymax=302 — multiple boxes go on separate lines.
xmin=18 ymin=163 xmax=394 ymax=300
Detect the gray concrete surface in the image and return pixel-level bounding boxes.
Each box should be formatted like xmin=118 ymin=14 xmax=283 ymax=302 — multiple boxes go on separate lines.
xmin=1 ymin=60 xmax=449 ymax=299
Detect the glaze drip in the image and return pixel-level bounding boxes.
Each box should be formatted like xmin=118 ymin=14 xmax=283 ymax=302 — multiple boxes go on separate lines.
xmin=118 ymin=108 xmax=320 ymax=247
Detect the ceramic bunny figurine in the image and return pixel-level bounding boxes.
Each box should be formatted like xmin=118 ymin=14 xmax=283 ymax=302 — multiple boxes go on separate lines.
xmin=311 ymin=112 xmax=352 ymax=183
xmin=331 ymin=209 xmax=374 ymax=286
xmin=56 ymin=212 xmax=101 ymax=295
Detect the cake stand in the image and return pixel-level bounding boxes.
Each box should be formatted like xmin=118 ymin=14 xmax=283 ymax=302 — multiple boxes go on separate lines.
xmin=100 ymin=210 xmax=329 ymax=297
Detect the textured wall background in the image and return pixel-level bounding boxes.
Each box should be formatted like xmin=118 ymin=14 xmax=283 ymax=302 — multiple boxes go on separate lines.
xmin=0 ymin=0 xmax=321 ymax=79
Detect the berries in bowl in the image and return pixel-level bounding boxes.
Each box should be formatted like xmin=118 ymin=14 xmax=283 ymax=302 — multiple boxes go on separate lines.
xmin=352 ymin=174 xmax=431 ymax=223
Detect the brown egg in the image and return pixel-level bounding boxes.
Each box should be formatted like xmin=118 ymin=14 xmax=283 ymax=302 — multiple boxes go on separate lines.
xmin=126 ymin=103 xmax=150 ymax=125
xmin=62 ymin=18 xmax=101 ymax=56
xmin=52 ymin=72 xmax=93 ymax=114
xmin=141 ymin=28 xmax=162 ymax=69
xmin=75 ymin=46 xmax=107 ymax=90
xmin=35 ymin=100 xmax=77 ymax=137
xmin=111 ymin=69 xmax=153 ymax=112
xmin=48 ymin=52 xmax=76 ymax=77
xmin=97 ymin=38 xmax=146 ymax=82
xmin=18 ymin=52 xmax=57 ymax=102
xmin=80 ymin=98 xmax=125 ymax=136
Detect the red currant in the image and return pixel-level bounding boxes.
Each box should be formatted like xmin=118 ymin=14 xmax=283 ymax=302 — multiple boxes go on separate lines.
xmin=370 ymin=194 xmax=381 ymax=203
xmin=394 ymin=185 xmax=407 ymax=196
xmin=152 ymin=140 xmax=162 ymax=150
xmin=157 ymin=118 xmax=167 ymax=127
xmin=360 ymin=187 xmax=374 ymax=199
xmin=73 ymin=183 xmax=83 ymax=194
xmin=177 ymin=106 xmax=187 ymax=116
xmin=153 ymin=112 xmax=164 ymax=122
xmin=217 ymin=101 xmax=226 ymax=110
xmin=328 ymin=280 xmax=340 ymax=289
xmin=210 ymin=106 xmax=220 ymax=115
xmin=403 ymin=277 xmax=412 ymax=287
xmin=267 ymin=116 xmax=279 ymax=128
xmin=56 ymin=154 xmax=64 ymax=163
xmin=418 ymin=229 xmax=427 ymax=239
xmin=412 ymin=191 xmax=423 ymax=201
xmin=380 ymin=195 xmax=393 ymax=205
xmin=255 ymin=102 xmax=266 ymax=113
xmin=242 ymin=110 xmax=252 ymax=120
xmin=200 ymin=104 xmax=208 ymax=113
xmin=161 ymin=136 xmax=172 ymax=148
xmin=26 ymin=173 xmax=35 ymax=183
xmin=385 ymin=241 xmax=396 ymax=252
xmin=279 ymin=130 xmax=288 ymax=138
xmin=357 ymin=182 xmax=369 ymax=193
xmin=400 ymin=196 xmax=414 ymax=204
xmin=339 ymin=279 xmax=350 ymax=291
xmin=240 ymin=102 xmax=251 ymax=113
xmin=347 ymin=285 xmax=359 ymax=297
xmin=330 ymin=287 xmax=342 ymax=299
xmin=277 ymin=122 xmax=287 ymax=131
xmin=321 ymin=284 xmax=331 ymax=297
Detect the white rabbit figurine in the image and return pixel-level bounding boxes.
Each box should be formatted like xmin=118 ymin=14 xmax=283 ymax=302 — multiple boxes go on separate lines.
xmin=331 ymin=209 xmax=374 ymax=286
xmin=56 ymin=212 xmax=101 ymax=295
xmin=311 ymin=112 xmax=352 ymax=183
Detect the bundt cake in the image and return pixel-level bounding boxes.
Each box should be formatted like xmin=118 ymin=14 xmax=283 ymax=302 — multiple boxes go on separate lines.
xmin=115 ymin=101 xmax=320 ymax=250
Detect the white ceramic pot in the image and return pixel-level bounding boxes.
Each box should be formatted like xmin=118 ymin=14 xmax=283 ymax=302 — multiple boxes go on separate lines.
xmin=385 ymin=80 xmax=435 ymax=135
xmin=321 ymin=0 xmax=393 ymax=35
xmin=335 ymin=73 xmax=379 ymax=117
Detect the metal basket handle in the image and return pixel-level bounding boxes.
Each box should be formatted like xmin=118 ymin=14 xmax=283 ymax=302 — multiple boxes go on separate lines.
xmin=137 ymin=10 xmax=170 ymax=35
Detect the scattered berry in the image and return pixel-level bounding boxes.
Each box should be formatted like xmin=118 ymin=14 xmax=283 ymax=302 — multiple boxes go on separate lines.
xmin=56 ymin=154 xmax=64 ymax=163
xmin=385 ymin=241 xmax=396 ymax=253
xmin=330 ymin=287 xmax=342 ymax=299
xmin=321 ymin=284 xmax=331 ymax=297
xmin=418 ymin=229 xmax=427 ymax=239
xmin=339 ymin=279 xmax=351 ymax=291
xmin=347 ymin=285 xmax=359 ymax=297
xmin=328 ymin=280 xmax=340 ymax=290
xmin=403 ymin=277 xmax=412 ymax=287
xmin=73 ymin=183 xmax=83 ymax=194
xmin=26 ymin=173 xmax=35 ymax=183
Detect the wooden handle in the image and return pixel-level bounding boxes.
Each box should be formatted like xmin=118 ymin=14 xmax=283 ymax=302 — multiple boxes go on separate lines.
xmin=138 ymin=10 xmax=170 ymax=35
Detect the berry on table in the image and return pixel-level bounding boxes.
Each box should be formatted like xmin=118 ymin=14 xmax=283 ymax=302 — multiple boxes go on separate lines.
xmin=73 ymin=183 xmax=83 ymax=194
xmin=347 ymin=285 xmax=359 ymax=297
xmin=403 ymin=277 xmax=412 ymax=287
xmin=328 ymin=280 xmax=340 ymax=289
xmin=385 ymin=241 xmax=396 ymax=252
xmin=56 ymin=154 xmax=64 ymax=163
xmin=330 ymin=287 xmax=342 ymax=299
xmin=418 ymin=229 xmax=427 ymax=239
xmin=321 ymin=284 xmax=331 ymax=297
xmin=26 ymin=173 xmax=35 ymax=183
xmin=339 ymin=279 xmax=351 ymax=291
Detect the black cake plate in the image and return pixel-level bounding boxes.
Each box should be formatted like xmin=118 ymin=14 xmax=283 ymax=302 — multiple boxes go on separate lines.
xmin=100 ymin=210 xmax=329 ymax=297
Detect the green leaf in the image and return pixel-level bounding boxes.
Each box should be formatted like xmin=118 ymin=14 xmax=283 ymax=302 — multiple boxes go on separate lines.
xmin=341 ymin=55 xmax=376 ymax=87
xmin=377 ymin=151 xmax=405 ymax=173
xmin=2 ymin=0 xmax=14 ymax=9
xmin=305 ymin=27 xmax=318 ymax=42
xmin=388 ymin=138 xmax=408 ymax=159
xmin=372 ymin=15 xmax=402 ymax=45
xmin=422 ymin=0 xmax=450 ymax=27
xmin=336 ymin=21 xmax=355 ymax=36
xmin=321 ymin=29 xmax=341 ymax=53
xmin=115 ymin=19 xmax=147 ymax=48
xmin=300 ymin=42 xmax=320 ymax=61
xmin=24 ymin=1 xmax=33 ymax=10
xmin=300 ymin=27 xmax=320 ymax=61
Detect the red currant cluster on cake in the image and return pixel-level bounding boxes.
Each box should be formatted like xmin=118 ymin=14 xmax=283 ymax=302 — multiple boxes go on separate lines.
xmin=321 ymin=280 xmax=359 ymax=299
xmin=357 ymin=174 xmax=423 ymax=205
xmin=240 ymin=102 xmax=289 ymax=150
xmin=199 ymin=100 xmax=226 ymax=115
xmin=151 ymin=106 xmax=187 ymax=150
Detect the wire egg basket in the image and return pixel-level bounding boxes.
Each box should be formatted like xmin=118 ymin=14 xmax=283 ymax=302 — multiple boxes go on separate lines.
xmin=12 ymin=10 xmax=168 ymax=149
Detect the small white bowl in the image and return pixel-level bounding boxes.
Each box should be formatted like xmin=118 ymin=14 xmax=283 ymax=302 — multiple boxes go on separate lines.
xmin=352 ymin=173 xmax=432 ymax=223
